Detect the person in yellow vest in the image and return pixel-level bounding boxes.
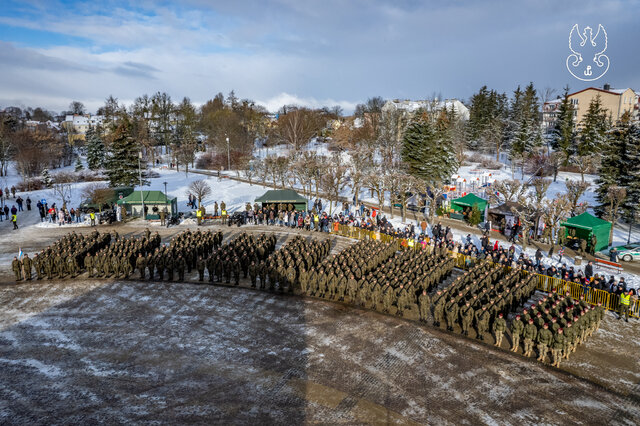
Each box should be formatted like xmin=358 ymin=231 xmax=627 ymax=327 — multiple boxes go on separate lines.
xmin=221 ymin=209 xmax=228 ymax=224
xmin=196 ymin=208 xmax=202 ymax=226
xmin=619 ymin=290 xmax=634 ymax=322
xmin=11 ymin=213 xmax=18 ymax=230
xmin=313 ymin=214 xmax=319 ymax=231
xmin=89 ymin=211 xmax=96 ymax=226
xmin=407 ymin=238 xmax=415 ymax=249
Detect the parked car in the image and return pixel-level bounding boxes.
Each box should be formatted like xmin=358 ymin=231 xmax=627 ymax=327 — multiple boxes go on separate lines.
xmin=608 ymin=243 xmax=640 ymax=262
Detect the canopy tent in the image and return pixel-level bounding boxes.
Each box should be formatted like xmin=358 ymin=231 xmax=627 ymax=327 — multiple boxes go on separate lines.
xmin=255 ymin=189 xmax=308 ymax=211
xmin=488 ymin=201 xmax=524 ymax=217
xmin=561 ymin=212 xmax=611 ymax=252
xmin=117 ymin=190 xmax=178 ymax=219
xmin=450 ymin=193 xmax=489 ymax=220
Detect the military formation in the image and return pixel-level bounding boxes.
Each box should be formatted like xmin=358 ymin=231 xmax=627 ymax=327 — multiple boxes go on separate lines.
xmin=512 ymin=290 xmax=604 ymax=367
xmin=359 ymin=247 xmax=455 ymax=317
xmin=11 ymin=228 xmax=608 ymax=371
xmin=430 ymin=261 xmax=538 ymax=340
xmin=12 ymin=230 xmax=112 ymax=281
xmin=261 ymin=236 xmax=331 ymax=292
xmin=305 ymin=240 xmax=398 ymax=302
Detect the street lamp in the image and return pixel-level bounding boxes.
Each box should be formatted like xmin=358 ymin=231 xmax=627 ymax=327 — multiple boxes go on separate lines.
xmin=138 ymin=151 xmax=145 ymax=220
xmin=163 ymin=181 xmax=168 ymax=218
xmin=627 ymin=207 xmax=638 ymax=244
xmin=226 ymin=136 xmax=230 ymax=172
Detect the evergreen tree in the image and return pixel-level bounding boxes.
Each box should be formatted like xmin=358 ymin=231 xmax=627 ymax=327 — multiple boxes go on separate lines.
xmin=74 ymin=157 xmax=83 ymax=172
xmin=508 ymin=83 xmax=542 ymax=177
xmin=402 ymin=110 xmax=458 ymax=184
xmin=595 ymin=112 xmax=640 ymax=217
xmin=467 ymin=86 xmax=508 ymax=158
xmin=41 ymin=167 xmax=52 ymax=188
xmin=86 ymin=126 xmax=106 ymax=170
xmin=577 ymin=94 xmax=609 ymax=156
xmin=106 ymin=117 xmax=147 ymax=187
xmin=550 ymin=86 xmax=576 ymax=166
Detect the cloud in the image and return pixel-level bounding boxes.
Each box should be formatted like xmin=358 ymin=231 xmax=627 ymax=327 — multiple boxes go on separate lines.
xmin=0 ymin=0 xmax=639 ymax=114
xmin=255 ymin=92 xmax=359 ymax=113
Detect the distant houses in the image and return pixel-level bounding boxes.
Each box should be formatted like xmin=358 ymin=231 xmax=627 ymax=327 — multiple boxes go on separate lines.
xmin=543 ymin=84 xmax=639 ymax=131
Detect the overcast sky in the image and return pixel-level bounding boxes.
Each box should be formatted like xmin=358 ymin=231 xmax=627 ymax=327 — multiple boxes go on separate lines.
xmin=0 ymin=0 xmax=639 ymax=114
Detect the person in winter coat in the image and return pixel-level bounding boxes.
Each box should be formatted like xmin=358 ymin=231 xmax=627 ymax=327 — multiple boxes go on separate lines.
xmin=584 ymin=261 xmax=594 ymax=281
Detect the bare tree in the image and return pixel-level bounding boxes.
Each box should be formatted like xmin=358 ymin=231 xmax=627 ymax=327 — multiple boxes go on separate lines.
xmin=365 ymin=168 xmax=387 ymax=214
xmin=388 ymin=171 xmax=422 ymax=223
xmin=542 ymin=195 xmax=571 ymax=254
xmin=188 ymin=179 xmax=212 ymax=208
xmin=291 ymin=151 xmax=318 ymax=196
xmin=603 ymin=186 xmax=626 ymax=245
xmin=274 ymin=108 xmax=325 ymax=150
xmin=426 ymin=181 xmax=446 ymax=224
xmin=542 ymin=87 xmax=557 ymax=104
xmin=264 ymin=156 xmax=290 ymax=188
xmin=51 ymin=182 xmax=73 ymax=210
xmin=243 ymin=158 xmax=257 ymax=185
xmin=513 ymin=178 xmax=551 ymax=249
xmin=491 ymin=179 xmax=527 ymax=204
xmin=347 ymin=145 xmax=374 ymax=208
xmin=0 ymin=118 xmax=13 ymax=177
xmin=530 ymin=178 xmax=551 ymax=205
xmin=254 ymin=157 xmax=269 ymax=186
xmin=321 ymin=154 xmax=348 ymax=214
xmin=377 ymin=109 xmax=407 ymax=169
xmin=81 ymin=183 xmax=113 ymax=213
xmin=565 ymin=179 xmax=590 ymax=215
xmin=571 ymin=154 xmax=596 ymax=182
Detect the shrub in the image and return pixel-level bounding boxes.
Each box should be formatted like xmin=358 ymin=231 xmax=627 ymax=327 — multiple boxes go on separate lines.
xmin=195 ymin=150 xmax=250 ymax=170
xmin=468 ymin=204 xmax=483 ymax=226
xmin=16 ymin=178 xmax=44 ymax=192
xmin=479 ymin=159 xmax=503 ymax=170
xmin=526 ymin=154 xmax=554 ymax=177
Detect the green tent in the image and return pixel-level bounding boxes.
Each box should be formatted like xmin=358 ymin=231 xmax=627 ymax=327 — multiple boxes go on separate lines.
xmin=450 ymin=193 xmax=489 ymax=220
xmin=561 ymin=212 xmax=611 ymax=252
xmin=255 ymin=189 xmax=308 ymax=211
xmin=117 ymin=190 xmax=178 ymax=219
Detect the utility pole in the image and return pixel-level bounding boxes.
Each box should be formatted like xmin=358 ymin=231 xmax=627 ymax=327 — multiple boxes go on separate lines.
xmin=138 ymin=152 xmax=145 ymax=220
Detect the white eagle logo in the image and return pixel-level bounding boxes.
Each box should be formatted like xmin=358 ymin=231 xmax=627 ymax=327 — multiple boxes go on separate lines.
xmin=566 ymin=24 xmax=609 ymax=82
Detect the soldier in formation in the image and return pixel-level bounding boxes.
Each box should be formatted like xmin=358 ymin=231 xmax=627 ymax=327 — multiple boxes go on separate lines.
xmin=512 ymin=290 xmax=604 ymax=366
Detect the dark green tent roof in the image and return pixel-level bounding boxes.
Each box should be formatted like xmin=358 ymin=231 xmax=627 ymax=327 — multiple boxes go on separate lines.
xmin=561 ymin=212 xmax=611 ymax=230
xmin=117 ymin=190 xmax=175 ymax=205
xmin=451 ymin=193 xmax=488 ymax=208
xmin=255 ymin=189 xmax=307 ymax=204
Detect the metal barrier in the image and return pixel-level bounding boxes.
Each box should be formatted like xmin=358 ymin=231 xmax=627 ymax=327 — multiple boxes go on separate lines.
xmin=331 ymin=224 xmax=639 ymax=319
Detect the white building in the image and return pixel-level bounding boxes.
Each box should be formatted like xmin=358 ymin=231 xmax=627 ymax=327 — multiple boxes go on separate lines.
xmin=382 ymin=98 xmax=470 ymax=120
xmin=63 ymin=114 xmax=105 ymax=134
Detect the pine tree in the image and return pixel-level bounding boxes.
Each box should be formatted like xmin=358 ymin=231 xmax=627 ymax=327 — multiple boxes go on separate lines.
xmin=74 ymin=157 xmax=83 ymax=172
xmin=467 ymin=86 xmax=508 ymax=158
xmin=550 ymin=86 xmax=576 ymax=166
xmin=41 ymin=167 xmax=52 ymax=188
xmin=595 ymin=112 xmax=640 ymax=217
xmin=86 ymin=126 xmax=106 ymax=170
xmin=577 ymin=94 xmax=608 ymax=155
xmin=106 ymin=117 xmax=147 ymax=187
xmin=402 ymin=110 xmax=458 ymax=184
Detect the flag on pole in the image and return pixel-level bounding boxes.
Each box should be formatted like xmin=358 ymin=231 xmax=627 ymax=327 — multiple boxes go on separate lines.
xmin=18 ymin=248 xmax=23 ymax=259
